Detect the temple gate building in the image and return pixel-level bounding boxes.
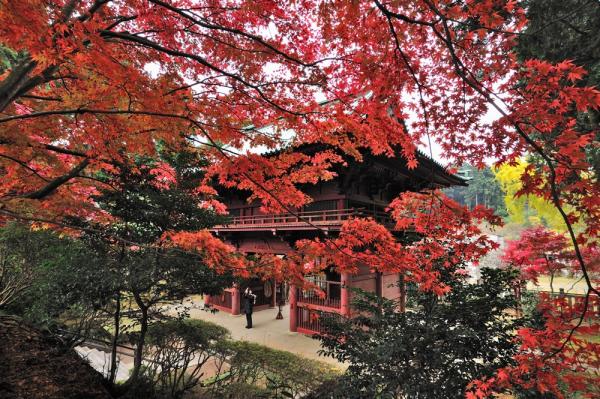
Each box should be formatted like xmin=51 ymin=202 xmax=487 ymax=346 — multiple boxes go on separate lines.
xmin=205 ymin=147 xmax=466 ymax=335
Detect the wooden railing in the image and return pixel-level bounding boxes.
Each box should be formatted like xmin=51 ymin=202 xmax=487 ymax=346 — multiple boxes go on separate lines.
xmin=296 ymin=306 xmax=342 ymax=334
xmin=218 ymin=208 xmax=392 ymax=228
xmin=524 ymin=290 xmax=600 ymax=319
xmin=297 ymin=306 xmax=322 ymax=333
xmin=552 ymin=291 xmax=600 ymax=318
xmin=297 ymin=280 xmax=342 ymax=309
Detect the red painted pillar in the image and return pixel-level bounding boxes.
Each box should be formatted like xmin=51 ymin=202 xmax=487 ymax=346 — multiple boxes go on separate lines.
xmin=204 ymin=294 xmax=211 ymax=308
xmin=232 ymin=286 xmax=240 ymax=315
xmin=289 ymin=285 xmax=297 ymax=332
xmin=337 ymin=199 xmax=345 ymax=220
xmin=341 ymin=272 xmax=350 ymax=316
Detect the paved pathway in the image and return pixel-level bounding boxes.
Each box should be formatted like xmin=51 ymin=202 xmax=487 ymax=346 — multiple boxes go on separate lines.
xmin=187 ymin=298 xmax=342 ymax=368
xmin=77 ymin=298 xmax=343 ymax=382
xmin=75 ymin=346 xmax=133 ymax=382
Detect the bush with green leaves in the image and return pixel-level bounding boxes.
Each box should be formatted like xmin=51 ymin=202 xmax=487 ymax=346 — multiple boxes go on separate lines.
xmin=0 ymin=223 xmax=41 ymax=309
xmin=0 ymin=223 xmax=114 ymax=346
xmin=315 ymin=267 xmax=525 ymax=399
xmin=205 ymin=340 xmax=340 ymax=399
xmin=198 ymin=381 xmax=272 ymax=399
xmin=140 ymin=319 xmax=230 ymax=399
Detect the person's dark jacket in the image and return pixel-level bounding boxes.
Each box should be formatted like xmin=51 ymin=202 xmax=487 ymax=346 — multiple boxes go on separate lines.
xmin=243 ymin=293 xmax=254 ymax=314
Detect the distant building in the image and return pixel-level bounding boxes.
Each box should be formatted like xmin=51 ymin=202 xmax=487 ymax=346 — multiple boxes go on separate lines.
xmin=455 ymin=165 xmax=475 ymax=181
xmin=206 ymin=146 xmax=466 ymax=334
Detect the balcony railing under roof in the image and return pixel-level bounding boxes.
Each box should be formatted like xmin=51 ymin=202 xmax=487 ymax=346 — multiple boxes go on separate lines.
xmin=212 ymin=208 xmax=393 ymax=232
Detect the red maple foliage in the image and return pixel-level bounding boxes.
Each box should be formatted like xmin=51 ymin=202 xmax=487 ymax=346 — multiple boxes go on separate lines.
xmin=468 ymin=291 xmax=600 ymax=399
xmin=486 ymin=226 xmax=600 ymax=398
xmin=503 ymin=226 xmax=573 ymax=286
xmin=1 ymin=1 xmax=598 ymax=397
xmin=297 ymin=192 xmax=501 ymax=295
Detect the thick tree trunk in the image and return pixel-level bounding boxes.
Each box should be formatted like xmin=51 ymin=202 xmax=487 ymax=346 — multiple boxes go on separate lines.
xmin=0 ymin=60 xmax=36 ymax=113
xmin=0 ymin=60 xmax=59 ymax=114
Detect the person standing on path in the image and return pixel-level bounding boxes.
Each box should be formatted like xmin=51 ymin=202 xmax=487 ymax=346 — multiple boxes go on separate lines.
xmin=243 ymin=287 xmax=256 ymax=329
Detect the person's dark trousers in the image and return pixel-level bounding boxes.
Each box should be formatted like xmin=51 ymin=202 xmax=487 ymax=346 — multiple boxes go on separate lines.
xmin=246 ymin=312 xmax=253 ymax=328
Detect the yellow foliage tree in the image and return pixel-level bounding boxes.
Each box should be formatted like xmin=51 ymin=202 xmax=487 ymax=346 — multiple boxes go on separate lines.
xmin=493 ymin=160 xmax=566 ymax=230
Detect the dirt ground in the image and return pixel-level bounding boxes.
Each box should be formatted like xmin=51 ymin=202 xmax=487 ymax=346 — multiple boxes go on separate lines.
xmin=0 ymin=315 xmax=112 ymax=399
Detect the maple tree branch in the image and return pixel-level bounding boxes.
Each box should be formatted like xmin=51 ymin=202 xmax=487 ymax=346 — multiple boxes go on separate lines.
xmin=20 ymin=94 xmax=63 ymax=102
xmin=381 ymin=8 xmax=439 ymax=217
xmin=0 ymin=108 xmax=193 ymax=124
xmin=0 ymin=154 xmax=49 ymax=182
xmin=546 ymin=290 xmax=592 ymax=358
xmin=2 ymin=137 xmax=112 ymax=167
xmin=59 ymin=0 xmax=80 ymax=23
xmin=0 ymin=59 xmax=37 ymax=113
xmin=373 ymin=0 xmax=435 ymax=27
xmin=0 ymin=209 xmax=247 ymax=272
xmin=103 ymin=14 xmax=138 ymax=31
xmin=42 ymin=144 xmax=88 ymax=158
xmin=164 ymin=75 xmax=226 ymax=96
xmin=0 ymin=57 xmax=60 ymax=113
xmin=21 ymin=158 xmax=90 ymax=199
xmin=147 ymin=0 xmax=321 ymax=68
xmin=98 ymin=30 xmax=308 ymax=116
xmin=77 ymin=0 xmax=112 ymax=22
xmin=182 ymin=27 xmax=277 ymax=58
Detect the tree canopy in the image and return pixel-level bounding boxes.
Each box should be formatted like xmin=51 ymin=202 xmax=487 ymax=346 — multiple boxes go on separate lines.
xmin=494 ymin=160 xmax=567 ymax=229
xmin=444 ymin=164 xmax=508 ymax=217
xmin=1 ymin=1 xmax=599 ymax=397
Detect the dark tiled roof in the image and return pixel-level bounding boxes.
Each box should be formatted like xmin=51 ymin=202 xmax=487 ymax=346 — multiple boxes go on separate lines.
xmin=260 ymin=143 xmax=466 ymax=187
